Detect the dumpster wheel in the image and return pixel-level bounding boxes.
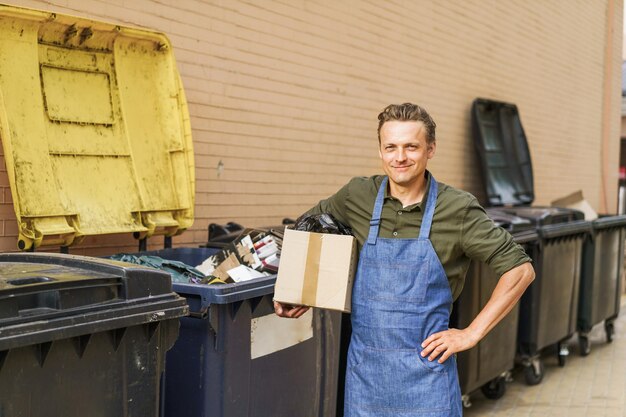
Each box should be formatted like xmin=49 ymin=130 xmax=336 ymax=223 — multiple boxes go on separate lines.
xmin=523 ymin=359 xmax=544 ymax=385
xmin=480 ymin=376 xmax=506 ymax=400
xmin=578 ymin=334 xmax=591 ymax=356
xmin=605 ymin=320 xmax=615 ymax=343
xmin=557 ymin=342 xmax=569 ymax=367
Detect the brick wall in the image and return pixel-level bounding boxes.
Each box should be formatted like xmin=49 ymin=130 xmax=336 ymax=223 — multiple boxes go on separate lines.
xmin=0 ymin=0 xmax=622 ymax=255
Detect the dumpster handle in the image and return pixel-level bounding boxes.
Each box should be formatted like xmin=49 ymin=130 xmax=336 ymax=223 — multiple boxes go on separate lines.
xmin=189 ymin=306 xmax=209 ymax=319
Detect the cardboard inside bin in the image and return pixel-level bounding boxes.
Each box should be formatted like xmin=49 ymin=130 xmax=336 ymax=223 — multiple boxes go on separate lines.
xmin=551 ymin=190 xmax=598 ymax=220
xmin=0 ymin=4 xmax=194 ymax=250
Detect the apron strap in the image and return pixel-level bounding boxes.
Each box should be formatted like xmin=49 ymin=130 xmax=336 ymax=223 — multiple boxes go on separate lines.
xmin=366 ymin=176 xmax=388 ymax=245
xmin=418 ymin=174 xmax=438 ymax=240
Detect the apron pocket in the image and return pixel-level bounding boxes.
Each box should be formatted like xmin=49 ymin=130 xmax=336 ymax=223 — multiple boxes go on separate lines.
xmin=347 ymin=348 xmax=451 ymax=413
xmin=360 ymin=259 xmax=431 ymax=302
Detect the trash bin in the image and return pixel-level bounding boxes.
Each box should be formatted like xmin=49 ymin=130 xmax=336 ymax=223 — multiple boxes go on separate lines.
xmin=497 ymin=213 xmax=589 ymax=384
xmin=0 ymin=252 xmax=188 ymax=417
xmin=129 ymin=247 xmax=342 ymax=417
xmin=577 ymin=215 xmax=626 ymax=355
xmin=471 ymin=98 xmax=592 ymax=385
xmin=453 ymin=210 xmax=538 ymax=407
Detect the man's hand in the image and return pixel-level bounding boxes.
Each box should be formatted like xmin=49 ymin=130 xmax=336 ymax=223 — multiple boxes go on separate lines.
xmin=421 ymin=262 xmax=535 ymax=364
xmin=420 ymin=328 xmax=479 ymax=364
xmin=273 ymin=300 xmax=310 ymax=318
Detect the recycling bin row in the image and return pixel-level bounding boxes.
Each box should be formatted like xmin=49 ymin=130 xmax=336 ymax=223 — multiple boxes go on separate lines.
xmin=452 ymin=209 xmax=626 ymax=406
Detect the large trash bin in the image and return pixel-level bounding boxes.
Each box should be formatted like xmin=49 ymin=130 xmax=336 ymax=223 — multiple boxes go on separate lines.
xmin=453 ymin=209 xmax=538 ymax=407
xmin=496 ymin=212 xmax=589 ymax=384
xmin=131 ymin=247 xmax=341 ymax=417
xmin=0 ymin=252 xmax=188 ymax=417
xmin=471 ymin=98 xmax=592 ymax=385
xmin=577 ymin=215 xmax=626 ymax=355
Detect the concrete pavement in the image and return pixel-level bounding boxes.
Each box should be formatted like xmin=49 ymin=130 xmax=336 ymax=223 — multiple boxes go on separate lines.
xmin=464 ymin=296 xmax=626 ymax=417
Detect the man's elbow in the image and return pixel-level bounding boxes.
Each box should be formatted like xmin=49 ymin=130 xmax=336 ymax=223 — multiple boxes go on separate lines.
xmin=518 ymin=262 xmax=535 ymax=287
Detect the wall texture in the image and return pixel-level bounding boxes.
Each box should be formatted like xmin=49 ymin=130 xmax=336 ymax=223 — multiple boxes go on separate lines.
xmin=0 ymin=0 xmax=623 ymax=254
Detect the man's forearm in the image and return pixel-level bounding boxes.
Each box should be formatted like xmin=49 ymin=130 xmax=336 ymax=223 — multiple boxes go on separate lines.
xmin=466 ymin=262 xmax=535 ymax=343
xmin=421 ymin=261 xmax=535 ymax=363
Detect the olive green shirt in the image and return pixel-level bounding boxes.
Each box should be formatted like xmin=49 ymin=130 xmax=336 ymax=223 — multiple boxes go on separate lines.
xmin=306 ymin=173 xmax=530 ymax=301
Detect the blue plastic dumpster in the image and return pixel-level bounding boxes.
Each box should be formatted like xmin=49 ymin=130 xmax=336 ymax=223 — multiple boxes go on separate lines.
xmin=133 ymin=247 xmax=341 ymax=417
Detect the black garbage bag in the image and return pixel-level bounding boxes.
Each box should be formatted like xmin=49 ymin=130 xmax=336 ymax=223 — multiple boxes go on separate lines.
xmin=293 ymin=213 xmax=353 ymax=235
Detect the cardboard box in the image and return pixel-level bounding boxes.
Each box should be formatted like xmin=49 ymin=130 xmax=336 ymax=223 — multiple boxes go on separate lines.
xmin=274 ymin=229 xmax=358 ymax=313
xmin=551 ymin=190 xmax=598 ymax=220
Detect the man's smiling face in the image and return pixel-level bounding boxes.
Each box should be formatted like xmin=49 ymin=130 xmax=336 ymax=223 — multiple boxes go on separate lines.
xmin=378 ymin=120 xmax=436 ymax=188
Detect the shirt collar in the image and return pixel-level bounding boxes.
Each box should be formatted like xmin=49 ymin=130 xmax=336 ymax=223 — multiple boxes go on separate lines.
xmin=383 ymin=170 xmax=431 ymax=212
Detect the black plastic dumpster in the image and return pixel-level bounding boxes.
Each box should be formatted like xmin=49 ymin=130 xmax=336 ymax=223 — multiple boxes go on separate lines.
xmin=128 ymin=247 xmax=341 ymax=417
xmin=453 ymin=210 xmax=537 ymax=407
xmin=0 ymin=252 xmax=188 ymax=417
xmin=577 ymin=215 xmax=626 ymax=355
xmin=471 ymin=98 xmax=592 ymax=385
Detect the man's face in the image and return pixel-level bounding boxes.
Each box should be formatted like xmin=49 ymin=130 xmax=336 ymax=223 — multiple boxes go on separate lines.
xmin=378 ymin=120 xmax=435 ymax=188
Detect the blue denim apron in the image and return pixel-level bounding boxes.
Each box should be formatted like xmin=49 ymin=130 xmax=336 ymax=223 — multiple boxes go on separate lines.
xmin=344 ymin=175 xmax=463 ymax=417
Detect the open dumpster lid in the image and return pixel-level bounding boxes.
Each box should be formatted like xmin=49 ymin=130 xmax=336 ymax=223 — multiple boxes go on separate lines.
xmin=471 ymin=98 xmax=534 ymax=207
xmin=0 ymin=5 xmax=194 ymax=250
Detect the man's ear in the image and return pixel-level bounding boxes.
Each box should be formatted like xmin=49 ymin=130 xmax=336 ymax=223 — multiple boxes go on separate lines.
xmin=427 ymin=141 xmax=436 ymax=159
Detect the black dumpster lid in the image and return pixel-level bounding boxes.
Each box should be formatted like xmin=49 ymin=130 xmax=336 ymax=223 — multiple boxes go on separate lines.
xmin=592 ymin=214 xmax=626 ymax=230
xmin=493 ymin=206 xmax=585 ymax=227
xmin=538 ymin=220 xmax=591 ymax=240
xmin=485 ymin=207 xmax=534 ymax=233
xmin=471 ymin=98 xmax=534 ymax=207
xmin=0 ymin=252 xmax=188 ymax=350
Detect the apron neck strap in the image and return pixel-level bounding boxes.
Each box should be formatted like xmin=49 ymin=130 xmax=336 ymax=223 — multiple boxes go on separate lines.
xmin=366 ymin=176 xmax=388 ymax=245
xmin=419 ymin=173 xmax=438 ymax=240
xmin=366 ymin=173 xmax=438 ymax=245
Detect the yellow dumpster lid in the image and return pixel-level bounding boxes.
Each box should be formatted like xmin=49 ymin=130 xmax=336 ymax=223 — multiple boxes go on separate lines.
xmin=0 ymin=5 xmax=194 ymax=250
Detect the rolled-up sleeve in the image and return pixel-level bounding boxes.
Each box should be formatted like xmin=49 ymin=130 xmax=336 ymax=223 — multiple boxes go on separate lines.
xmin=460 ymin=197 xmax=531 ymax=276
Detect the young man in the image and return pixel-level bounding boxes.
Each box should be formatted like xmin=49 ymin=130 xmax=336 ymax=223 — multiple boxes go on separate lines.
xmin=274 ymin=103 xmax=535 ymax=416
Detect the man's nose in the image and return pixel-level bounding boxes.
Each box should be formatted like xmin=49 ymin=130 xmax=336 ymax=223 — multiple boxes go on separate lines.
xmin=395 ymin=148 xmax=407 ymax=161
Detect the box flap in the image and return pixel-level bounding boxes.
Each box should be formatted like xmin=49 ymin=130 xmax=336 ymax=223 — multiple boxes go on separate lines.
xmin=0 ymin=5 xmax=194 ymax=250
xmin=471 ymin=98 xmax=534 ymax=207
xmin=550 ymin=190 xmax=598 ymax=220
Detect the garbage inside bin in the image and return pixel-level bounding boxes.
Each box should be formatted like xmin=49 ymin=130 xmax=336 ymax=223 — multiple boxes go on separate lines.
xmin=110 ymin=253 xmax=208 ymax=283
xmin=195 ymin=228 xmax=283 ymax=281
xmin=292 ymin=213 xmax=354 ymax=235
xmin=115 ymin=229 xmax=284 ymax=285
xmin=472 ymin=98 xmax=591 ymax=384
xmin=0 ymin=252 xmax=188 ymax=417
xmin=208 ymin=222 xmax=245 ymax=244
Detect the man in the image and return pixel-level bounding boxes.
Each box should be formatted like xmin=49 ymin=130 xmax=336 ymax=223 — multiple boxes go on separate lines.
xmin=274 ymin=103 xmax=535 ymax=416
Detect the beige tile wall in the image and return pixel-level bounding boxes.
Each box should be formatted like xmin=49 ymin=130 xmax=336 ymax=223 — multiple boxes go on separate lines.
xmin=0 ymin=0 xmax=622 ymax=255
